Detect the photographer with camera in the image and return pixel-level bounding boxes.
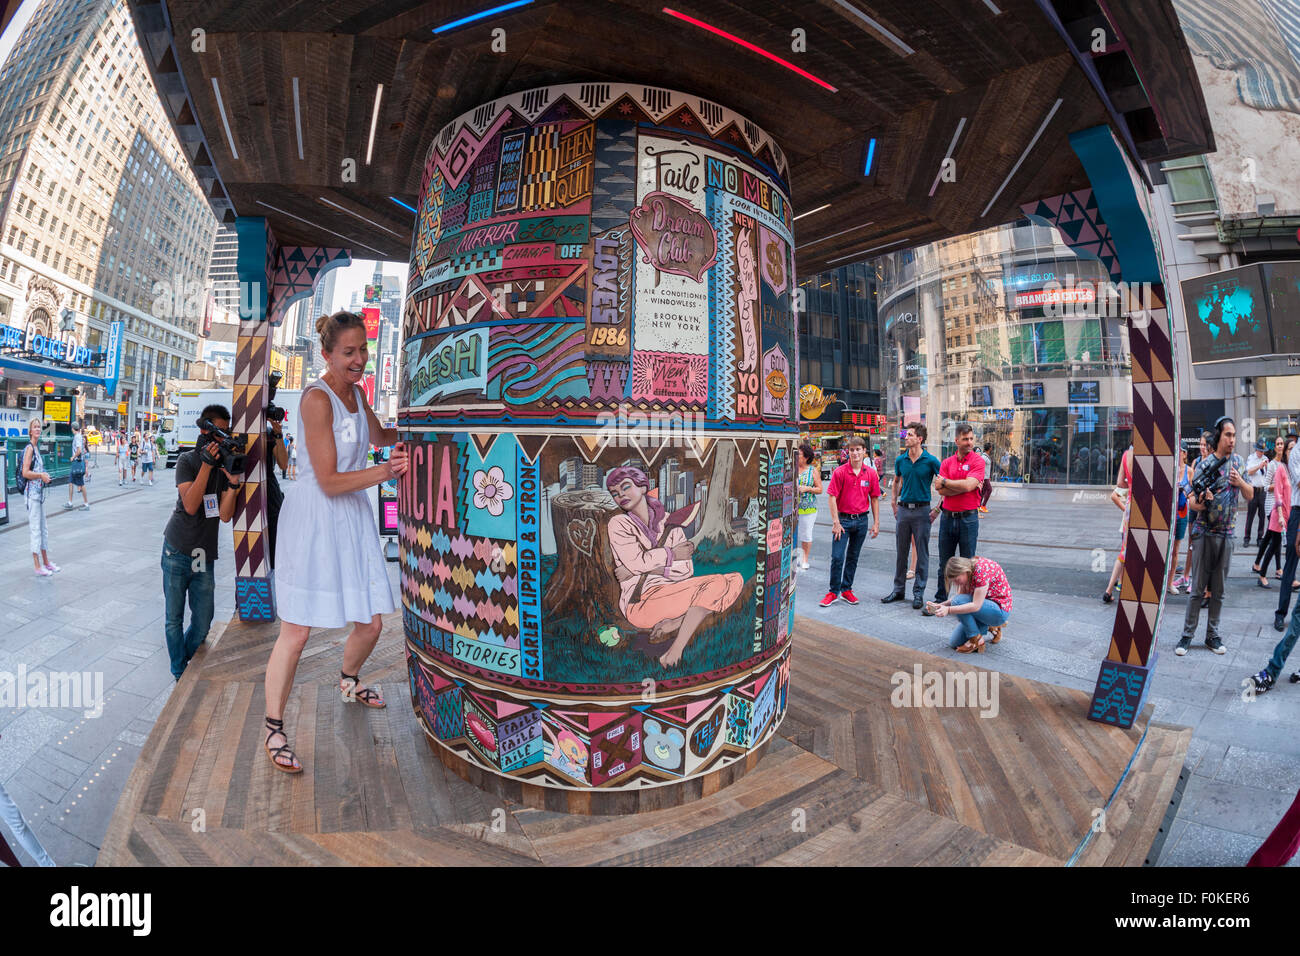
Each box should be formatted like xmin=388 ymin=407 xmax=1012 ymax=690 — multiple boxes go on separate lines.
xmin=161 ymin=403 xmax=244 ymax=680
xmin=1176 ymin=416 xmax=1252 ymax=657
xmin=264 ymin=372 xmax=291 ymax=569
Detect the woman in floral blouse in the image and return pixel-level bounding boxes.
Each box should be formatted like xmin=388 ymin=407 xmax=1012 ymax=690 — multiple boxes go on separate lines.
xmin=930 ymin=555 xmax=1012 ymax=653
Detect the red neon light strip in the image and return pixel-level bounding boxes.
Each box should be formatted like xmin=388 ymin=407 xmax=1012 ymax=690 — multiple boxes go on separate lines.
xmin=662 ymin=8 xmax=838 ymax=92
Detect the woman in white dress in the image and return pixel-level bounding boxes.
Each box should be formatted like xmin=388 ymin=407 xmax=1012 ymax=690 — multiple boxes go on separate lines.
xmin=262 ymin=311 xmax=409 ymax=774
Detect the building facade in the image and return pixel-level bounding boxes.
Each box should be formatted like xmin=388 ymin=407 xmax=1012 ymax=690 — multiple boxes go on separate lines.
xmin=0 ymin=0 xmax=216 ymax=431
xmin=796 ymin=262 xmax=880 ymax=413
xmin=876 ymin=222 xmax=1131 ymax=485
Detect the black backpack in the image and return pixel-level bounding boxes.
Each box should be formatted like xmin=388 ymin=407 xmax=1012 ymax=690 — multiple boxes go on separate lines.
xmin=14 ymin=443 xmax=33 ymax=494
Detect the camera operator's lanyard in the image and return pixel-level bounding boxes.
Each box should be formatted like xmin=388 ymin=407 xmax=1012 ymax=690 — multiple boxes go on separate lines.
xmin=204 ymin=493 xmax=219 ymax=517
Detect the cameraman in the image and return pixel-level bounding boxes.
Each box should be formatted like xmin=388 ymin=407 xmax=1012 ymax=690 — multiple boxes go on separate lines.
xmin=265 ymin=416 xmax=288 ymax=569
xmin=162 ymin=404 xmax=243 ymax=680
xmin=1176 ymin=416 xmax=1252 ymax=657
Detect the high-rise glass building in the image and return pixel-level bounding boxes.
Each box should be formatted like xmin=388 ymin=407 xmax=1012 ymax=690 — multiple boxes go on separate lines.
xmin=0 ymin=0 xmax=217 ymax=429
xmin=796 ymin=262 xmax=881 ymax=411
xmin=876 ymin=221 xmax=1130 ymax=485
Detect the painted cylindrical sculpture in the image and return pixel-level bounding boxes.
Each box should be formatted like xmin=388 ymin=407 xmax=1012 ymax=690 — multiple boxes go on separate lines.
xmin=398 ymin=85 xmax=798 ymax=800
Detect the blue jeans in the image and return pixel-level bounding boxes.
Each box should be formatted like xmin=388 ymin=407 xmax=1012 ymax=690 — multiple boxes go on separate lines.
xmin=828 ymin=513 xmax=869 ymax=593
xmin=947 ymin=593 xmax=1010 ymax=648
xmin=1277 ymin=508 xmax=1300 ymax=619
xmin=1267 ymin=608 xmax=1300 ymax=680
xmin=935 ymin=510 xmax=979 ymax=600
xmin=162 ymin=539 xmax=216 ymax=679
xmin=0 ymin=780 xmax=54 ymax=866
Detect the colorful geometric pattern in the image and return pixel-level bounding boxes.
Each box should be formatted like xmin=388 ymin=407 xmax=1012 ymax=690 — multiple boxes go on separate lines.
xmin=1050 ymin=127 xmax=1176 ymax=728
xmin=267 ymin=246 xmax=351 ymax=327
xmin=235 ymin=577 xmax=275 ymax=622
xmin=1021 ymin=189 xmax=1122 ymax=283
xmin=403 ymin=86 xmax=797 ymax=792
xmin=407 ymin=641 xmax=790 ymax=791
xmin=1088 ymin=655 xmax=1157 ymax=727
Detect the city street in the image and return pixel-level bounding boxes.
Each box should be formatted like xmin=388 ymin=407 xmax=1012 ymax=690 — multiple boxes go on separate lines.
xmin=0 ymin=457 xmax=1294 ymax=865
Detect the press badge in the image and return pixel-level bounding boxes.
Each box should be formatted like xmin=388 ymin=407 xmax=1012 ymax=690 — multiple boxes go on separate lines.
xmin=203 ymin=493 xmax=219 ymax=518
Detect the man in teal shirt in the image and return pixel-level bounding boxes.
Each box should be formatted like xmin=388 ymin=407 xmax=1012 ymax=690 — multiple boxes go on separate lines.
xmin=882 ymin=422 xmax=943 ymax=610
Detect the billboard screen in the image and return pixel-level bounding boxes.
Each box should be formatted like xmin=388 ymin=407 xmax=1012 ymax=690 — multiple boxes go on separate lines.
xmin=1068 ymin=380 xmax=1100 ymax=403
xmin=1181 ymin=265 xmax=1274 ymax=363
xmin=1013 ymin=382 xmax=1044 ymax=405
xmin=1262 ymin=261 xmax=1300 ymax=355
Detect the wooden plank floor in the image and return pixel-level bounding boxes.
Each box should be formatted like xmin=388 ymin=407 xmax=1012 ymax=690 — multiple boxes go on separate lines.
xmin=98 ymin=614 xmax=1186 ymax=866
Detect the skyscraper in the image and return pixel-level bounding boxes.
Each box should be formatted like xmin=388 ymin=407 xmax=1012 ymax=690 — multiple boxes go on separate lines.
xmin=0 ymin=0 xmax=217 ymax=428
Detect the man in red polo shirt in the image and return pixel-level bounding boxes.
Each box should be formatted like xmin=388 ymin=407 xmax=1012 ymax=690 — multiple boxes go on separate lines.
xmin=925 ymin=422 xmax=985 ymax=611
xmin=820 ymin=436 xmax=881 ymax=607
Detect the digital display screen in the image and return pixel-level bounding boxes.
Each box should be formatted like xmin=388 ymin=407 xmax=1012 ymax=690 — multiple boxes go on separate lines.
xmin=970 ymin=386 xmax=993 ymax=407
xmin=378 ymin=479 xmax=399 ymax=536
xmin=1182 ymin=265 xmax=1273 ymax=363
xmin=1262 ymin=261 xmax=1299 ymax=355
xmin=1013 ymin=382 xmax=1044 ymax=405
xmin=1069 ymin=380 xmax=1100 ymax=403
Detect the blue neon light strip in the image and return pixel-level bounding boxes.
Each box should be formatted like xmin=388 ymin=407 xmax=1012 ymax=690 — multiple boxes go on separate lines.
xmin=433 ymin=0 xmax=533 ymax=34
xmin=389 ymin=196 xmax=418 ymax=214
xmin=864 ymin=138 xmax=877 ymax=176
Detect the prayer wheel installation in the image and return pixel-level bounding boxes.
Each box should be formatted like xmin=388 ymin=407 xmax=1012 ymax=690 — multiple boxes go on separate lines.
xmin=397 ymin=84 xmax=799 ymax=805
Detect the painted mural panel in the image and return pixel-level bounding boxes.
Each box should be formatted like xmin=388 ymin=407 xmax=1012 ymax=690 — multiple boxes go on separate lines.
xmin=400 ymin=84 xmax=798 ymax=792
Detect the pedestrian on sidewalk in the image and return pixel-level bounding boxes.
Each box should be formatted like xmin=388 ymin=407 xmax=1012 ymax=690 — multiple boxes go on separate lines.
xmin=795 ymin=443 xmax=822 ymax=571
xmin=129 ymin=430 xmax=141 ymax=482
xmin=1183 ymin=431 xmax=1214 ymax=602
xmin=138 ymin=430 xmax=156 ymax=486
xmin=64 ymin=422 xmax=90 ymax=511
xmin=0 ymin=758 xmax=55 ymax=867
xmin=1176 ymin=416 xmax=1250 ymax=656
xmin=1254 ymin=435 xmax=1291 ymax=588
xmin=978 ymin=443 xmax=994 ymax=513
xmin=872 ymin=446 xmax=885 ymax=478
xmin=819 ymin=435 xmax=880 ymax=608
xmin=287 ymin=435 xmax=298 ymax=480
xmin=20 ymin=419 xmax=59 ymax=577
xmin=1272 ymin=432 xmax=1300 ymax=632
xmin=1103 ymin=445 xmax=1133 ymax=603
xmin=261 ymin=312 xmax=409 ymax=774
xmin=162 ymin=405 xmax=243 ymax=680
xmin=882 ymin=422 xmax=941 ymax=610
xmin=1245 ymin=440 xmax=1271 ymax=547
xmin=929 ymin=555 xmax=1012 ymax=653
xmin=927 ymin=422 xmax=984 ymax=612
xmin=1251 ymin=441 xmax=1300 ymax=693
xmin=115 ymin=431 xmax=129 ymax=486
xmin=1167 ymin=453 xmax=1190 ymax=594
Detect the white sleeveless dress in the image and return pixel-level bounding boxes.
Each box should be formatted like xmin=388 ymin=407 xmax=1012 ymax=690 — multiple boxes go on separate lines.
xmin=274 ymin=381 xmax=395 ymax=627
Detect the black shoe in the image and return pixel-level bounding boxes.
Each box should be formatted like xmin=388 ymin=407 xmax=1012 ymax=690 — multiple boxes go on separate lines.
xmin=1205 ymin=635 xmax=1225 ymax=655
xmin=1290 ymin=671 xmax=1300 ymax=684
xmin=1252 ymin=670 xmax=1275 ymax=694
xmin=1275 ymin=613 xmax=1287 ymax=632
xmin=881 ymin=591 xmax=905 ymax=604
xmin=1201 ymin=596 xmax=1210 ymax=609
xmin=912 ymin=596 xmax=924 ymax=610
xmin=1174 ymin=637 xmax=1192 ymax=656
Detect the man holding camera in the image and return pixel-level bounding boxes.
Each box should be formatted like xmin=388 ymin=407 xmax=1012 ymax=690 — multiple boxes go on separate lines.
xmin=1177 ymin=416 xmax=1251 ymax=657
xmin=162 ymin=404 xmax=243 ymax=680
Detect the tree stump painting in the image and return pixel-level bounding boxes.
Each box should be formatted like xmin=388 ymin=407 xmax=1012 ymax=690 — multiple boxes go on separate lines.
xmin=398 ymin=86 xmax=799 ymax=802
xmin=544 ymin=488 xmax=619 ymax=624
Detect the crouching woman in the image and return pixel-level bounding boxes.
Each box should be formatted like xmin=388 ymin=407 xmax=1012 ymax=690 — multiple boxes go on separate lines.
xmin=931 ymin=555 xmax=1012 ymax=653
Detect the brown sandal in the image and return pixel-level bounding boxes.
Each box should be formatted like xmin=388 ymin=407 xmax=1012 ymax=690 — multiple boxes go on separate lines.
xmin=264 ymin=717 xmax=302 ymax=774
xmin=341 ymin=671 xmax=386 ymax=708
xmin=988 ymin=625 xmax=1004 ymax=644
xmin=956 ymin=636 xmax=986 ymax=654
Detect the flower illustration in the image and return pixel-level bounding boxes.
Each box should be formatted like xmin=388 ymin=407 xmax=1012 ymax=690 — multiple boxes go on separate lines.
xmin=472 ymin=466 xmax=514 ymax=516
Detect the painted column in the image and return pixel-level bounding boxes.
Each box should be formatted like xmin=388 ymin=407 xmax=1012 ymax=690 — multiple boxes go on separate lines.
xmin=1025 ymin=126 xmax=1177 ymax=728
xmin=230 ymin=216 xmax=350 ymax=621
xmin=399 ymin=85 xmax=799 ymax=803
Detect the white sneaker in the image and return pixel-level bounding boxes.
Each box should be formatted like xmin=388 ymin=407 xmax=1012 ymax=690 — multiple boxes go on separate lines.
xmin=63 ymin=501 xmax=75 ymax=509
xmin=1167 ymin=582 xmax=1180 ymax=594
xmin=800 ymin=558 xmax=810 ymax=570
xmin=45 ymin=562 xmax=61 ymax=573
xmin=81 ymin=503 xmax=90 ymax=510
xmin=34 ymin=567 xmax=52 ymax=577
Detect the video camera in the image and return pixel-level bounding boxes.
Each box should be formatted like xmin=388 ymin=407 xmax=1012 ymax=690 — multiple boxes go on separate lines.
xmin=196 ymin=418 xmax=247 ymax=475
xmin=1189 ymin=454 xmax=1229 ymax=501
xmin=265 ymin=371 xmax=286 ymax=427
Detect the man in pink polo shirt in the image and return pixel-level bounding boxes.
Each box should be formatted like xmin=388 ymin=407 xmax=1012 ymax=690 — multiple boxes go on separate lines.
xmin=820 ymin=435 xmax=881 ymax=607
xmin=926 ymin=422 xmax=985 ymax=611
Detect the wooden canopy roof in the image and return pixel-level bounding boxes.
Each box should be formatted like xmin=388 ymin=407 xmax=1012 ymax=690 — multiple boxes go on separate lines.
xmin=125 ymin=0 xmax=1213 ymax=274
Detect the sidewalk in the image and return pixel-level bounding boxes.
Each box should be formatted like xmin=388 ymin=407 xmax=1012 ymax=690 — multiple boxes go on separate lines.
xmin=797 ymin=493 xmax=1300 ymax=866
xmin=1 ymin=467 xmax=1294 ymax=865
